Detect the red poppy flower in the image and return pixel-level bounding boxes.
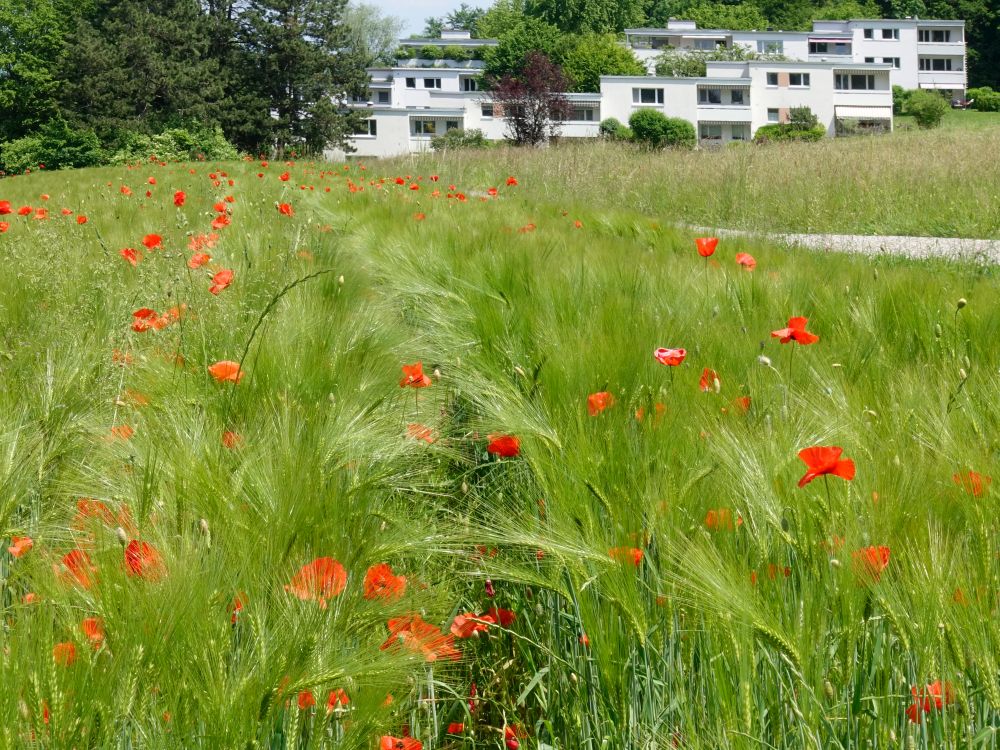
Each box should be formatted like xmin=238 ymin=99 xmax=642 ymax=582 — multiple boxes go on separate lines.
xmin=413 ymin=212 xmax=425 ymax=221
xmin=399 ymin=362 xmax=431 ymax=388
xmin=406 ymin=423 xmax=436 ymax=443
xmin=76 ymin=215 xmax=88 ymax=225
xmin=574 ymin=219 xmax=583 ymax=229
xmin=173 ymin=191 xmax=186 ymax=207
xmin=364 ymin=563 xmax=407 ymax=600
xmin=17 ymin=205 xmax=32 ymax=216
xmin=209 ymin=269 xmax=233 ymax=295
xmin=485 ymin=606 xmax=516 ymax=627
xmin=381 ymin=614 xmax=460 ymax=662
xmin=505 ymin=724 xmax=525 ymax=749
xmin=110 ymin=424 xmax=134 ymax=440
xmin=695 ymin=237 xmax=718 ymax=257
xmin=609 ymin=546 xmax=643 ymax=566
xmin=56 ymin=549 xmax=97 ymax=589
xmin=125 ymin=540 xmax=165 ymax=580
xmin=447 ymin=723 xmax=465 ymax=734
xmin=699 ymin=368 xmax=719 ymax=392
xmin=906 ymin=680 xmax=954 ymax=723
xmin=0 ymin=201 xmax=10 ymax=214
xmin=506 ymin=176 xmax=518 ymax=186
xmin=120 ymin=248 xmax=141 ymax=266
xmin=394 ymin=177 xmax=405 ymax=185
xmin=142 ymin=234 xmax=162 ymax=250
xmin=705 ymin=508 xmax=741 ymax=531
xmin=735 ymin=252 xmax=756 ymax=270
xmin=326 ymin=688 xmax=349 ymax=711
xmin=450 ymin=612 xmax=492 ymax=638
xmin=587 ymin=391 xmax=614 ymax=416
xmin=953 ymin=470 xmax=990 ymax=497
xmin=487 ymin=435 xmax=520 ymax=457
xmin=222 ymin=430 xmax=243 ymax=449
xmin=297 ymin=691 xmax=316 ymax=710
xmin=8 ymin=535 xmax=32 ymax=558
xmin=654 ymin=347 xmax=686 ymax=366
xmin=81 ymin=617 xmax=105 ymax=648
xmin=852 ymin=545 xmax=890 ymax=581
xmin=380 ymin=738 xmax=422 ymax=750
xmin=188 ymin=252 xmax=211 ymax=269
xmin=208 ymin=360 xmax=243 ymax=383
xmin=487 ymin=187 xmax=498 ymax=197
xmin=771 ymin=317 xmax=819 ymax=345
xmin=211 ymin=214 xmax=230 ymax=230
xmin=34 ymin=208 xmax=48 ymax=220
xmin=277 ymin=202 xmax=293 ymax=216
xmin=53 ymin=642 xmax=77 ymax=666
xmin=732 ymin=396 xmax=751 ymax=413
xmin=285 ymin=557 xmax=347 ymax=608
xmin=280 ymin=171 xmax=290 ymax=181
xmin=797 ymin=446 xmax=855 ymax=487
xmin=120 ymin=186 xmax=132 ymax=196
xmin=0 ymin=222 xmax=8 ymax=233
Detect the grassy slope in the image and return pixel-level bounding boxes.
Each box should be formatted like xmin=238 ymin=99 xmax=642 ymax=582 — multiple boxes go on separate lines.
xmin=0 ymin=156 xmax=999 ymax=748
xmin=401 ymin=124 xmax=1000 ymax=239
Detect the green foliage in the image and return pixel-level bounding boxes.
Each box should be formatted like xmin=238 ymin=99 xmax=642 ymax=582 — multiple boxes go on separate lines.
xmin=342 ymin=2 xmax=405 ymax=65
xmin=892 ymin=84 xmax=912 ymax=115
xmin=599 ymin=117 xmax=633 ymax=140
xmin=654 ymin=46 xmax=759 ymax=77
xmin=420 ymin=44 xmax=443 ymax=59
xmin=629 ymin=109 xmax=696 ymax=148
xmin=483 ymin=15 xmax=562 ymax=79
xmin=789 ymin=106 xmax=819 ymax=129
xmin=107 ymin=124 xmax=240 ymax=164
xmin=0 ymin=118 xmax=103 ymax=174
xmin=559 ymin=34 xmax=646 ymax=92
xmin=442 ymin=44 xmax=472 ymax=61
xmin=907 ymin=88 xmax=949 ymax=128
xmin=684 ymin=1 xmax=769 ymax=30
xmin=424 ymin=2 xmax=486 ymax=37
xmin=752 ymin=123 xmax=826 ymax=142
xmin=525 ymin=0 xmax=645 ymax=33
xmin=430 ymin=128 xmax=491 ymax=150
xmin=968 ymin=86 xmax=1000 ymax=111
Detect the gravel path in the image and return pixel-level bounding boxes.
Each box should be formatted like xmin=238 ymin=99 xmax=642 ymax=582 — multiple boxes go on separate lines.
xmin=687 ymin=225 xmax=1000 ymax=263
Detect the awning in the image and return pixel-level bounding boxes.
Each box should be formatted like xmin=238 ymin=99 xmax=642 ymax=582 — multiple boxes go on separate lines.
xmin=809 ymin=36 xmax=852 ymax=42
xmin=835 ymin=105 xmax=893 ymax=119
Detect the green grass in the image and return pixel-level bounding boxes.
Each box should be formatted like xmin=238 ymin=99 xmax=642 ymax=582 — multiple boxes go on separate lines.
xmin=410 ymin=127 xmax=1000 ymax=238
xmin=1 ymin=154 xmax=1000 ymax=749
xmin=896 ymin=108 xmax=1000 ymax=131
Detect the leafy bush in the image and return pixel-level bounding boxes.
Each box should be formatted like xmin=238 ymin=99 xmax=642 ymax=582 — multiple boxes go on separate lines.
xmin=430 ymin=128 xmax=490 ymax=151
xmin=598 ymin=117 xmax=632 ymax=141
xmin=108 ymin=124 xmax=239 ymax=164
xmin=628 ymin=110 xmax=695 ymax=149
xmin=0 ymin=118 xmax=104 ymax=173
xmin=907 ymin=89 xmax=948 ymax=129
xmin=892 ymin=85 xmax=911 ymax=115
xmin=419 ymin=45 xmax=443 ymax=60
xmin=968 ymin=87 xmax=1000 ymax=112
xmin=442 ymin=45 xmax=470 ymax=62
xmin=752 ymin=123 xmax=826 ymax=144
xmin=789 ymin=106 xmax=818 ymax=130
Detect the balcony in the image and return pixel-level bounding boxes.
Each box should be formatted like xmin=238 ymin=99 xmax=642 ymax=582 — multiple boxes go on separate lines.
xmin=917 ymin=70 xmax=966 ymax=89
xmin=696 ymin=105 xmax=751 ymax=122
xmin=917 ymin=42 xmax=965 ymax=56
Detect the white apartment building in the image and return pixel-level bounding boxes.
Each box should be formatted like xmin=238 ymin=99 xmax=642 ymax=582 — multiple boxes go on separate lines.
xmin=340 ymin=19 xmax=964 ymax=158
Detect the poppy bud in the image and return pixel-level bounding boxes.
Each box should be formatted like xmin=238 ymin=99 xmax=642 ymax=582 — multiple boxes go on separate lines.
xmin=115 ymin=526 xmax=128 ymax=546
xmin=959 ymin=368 xmax=968 ymax=380
xmin=514 ymin=365 xmax=526 ymax=378
xmin=712 ymin=377 xmax=721 ymax=394
xmin=199 ymin=518 xmax=209 ymax=535
xmin=461 ymin=481 xmax=469 ymax=494
xmin=823 ymin=680 xmax=835 ymax=701
xmin=963 ymin=355 xmax=971 ymax=370
xmin=757 ymin=355 xmax=771 ymax=367
xmin=889 ymin=730 xmax=897 ymax=743
xmin=934 ymin=324 xmax=942 ymax=338
xmin=484 ymin=578 xmax=494 ymax=598
xmin=893 ymin=455 xmax=901 ymax=467
xmin=569 ymin=672 xmax=578 ymax=684
xmin=830 ymin=558 xmax=840 ymax=568
xmin=433 ymin=367 xmax=441 ymax=379
xmin=337 ymin=275 xmax=345 ymax=286
xmin=957 ymin=298 xmax=967 ymax=310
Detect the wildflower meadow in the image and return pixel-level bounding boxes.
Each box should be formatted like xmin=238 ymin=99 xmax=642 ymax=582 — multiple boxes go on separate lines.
xmin=0 ymin=153 xmax=999 ymax=749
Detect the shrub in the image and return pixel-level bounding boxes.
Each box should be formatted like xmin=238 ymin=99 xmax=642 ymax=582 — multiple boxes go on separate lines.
xmin=420 ymin=45 xmax=443 ymax=60
xmin=442 ymin=45 xmax=470 ymax=62
xmin=0 ymin=118 xmax=104 ymax=173
xmin=628 ymin=110 xmax=695 ymax=149
xmin=108 ymin=124 xmax=239 ymax=164
xmin=968 ymin=87 xmax=1000 ymax=112
xmin=789 ymin=106 xmax=818 ymax=130
xmin=752 ymin=123 xmax=826 ymax=144
xmin=892 ymin=85 xmax=911 ymax=115
xmin=907 ymin=89 xmax=948 ymax=129
xmin=598 ymin=117 xmax=632 ymax=141
xmin=430 ymin=128 xmax=490 ymax=151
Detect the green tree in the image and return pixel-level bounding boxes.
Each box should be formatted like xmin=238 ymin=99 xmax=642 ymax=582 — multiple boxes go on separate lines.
xmin=654 ymin=46 xmax=758 ymax=77
xmin=629 ymin=109 xmax=695 ymax=148
xmin=240 ymin=0 xmax=370 ymax=155
xmin=525 ymin=0 xmax=645 ymax=33
xmin=343 ymin=3 xmax=404 ymax=64
xmin=483 ymin=15 xmax=562 ymax=79
xmin=60 ymin=0 xmax=224 ymax=139
xmin=560 ymin=33 xmax=646 ymax=91
xmin=907 ymin=88 xmax=948 ymax=128
xmin=478 ymin=0 xmax=527 ymax=38
xmin=684 ymin=2 xmax=769 ymax=30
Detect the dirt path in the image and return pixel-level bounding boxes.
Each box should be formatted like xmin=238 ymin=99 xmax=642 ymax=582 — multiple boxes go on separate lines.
xmin=689 ymin=226 xmax=1000 ymax=263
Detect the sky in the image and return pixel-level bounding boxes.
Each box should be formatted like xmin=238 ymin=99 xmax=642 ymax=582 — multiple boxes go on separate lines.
xmin=375 ymin=0 xmax=466 ymax=36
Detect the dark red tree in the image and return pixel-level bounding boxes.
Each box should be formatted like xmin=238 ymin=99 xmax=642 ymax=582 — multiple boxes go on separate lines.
xmin=488 ymin=51 xmax=571 ymax=146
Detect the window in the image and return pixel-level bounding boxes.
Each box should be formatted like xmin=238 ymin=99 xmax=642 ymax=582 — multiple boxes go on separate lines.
xmin=699 ymin=123 xmax=723 ymax=141
xmin=377 ymin=91 xmax=390 ymax=104
xmin=810 ymin=42 xmax=851 ymax=55
xmin=693 ymin=39 xmax=718 ymax=51
xmin=789 ymin=73 xmax=810 ymax=87
xmin=461 ymin=77 xmax=478 ymax=92
xmin=731 ymin=123 xmax=750 ymax=141
xmin=352 ymin=119 xmax=377 ymax=136
xmin=481 ymin=103 xmax=494 ymax=117
xmin=835 ymin=73 xmax=876 ymax=90
xmin=863 ymin=28 xmax=874 ymax=39
xmin=445 ymin=120 xmax=460 ymax=131
xmin=405 ymin=77 xmax=416 ymax=88
xmin=570 ymin=107 xmax=596 ymax=121
xmin=632 ymin=88 xmax=664 ymax=104
xmin=933 ymin=29 xmax=951 ymax=42
xmin=883 ymin=57 xmax=900 ymax=68
xmin=698 ymin=88 xmax=722 ymax=104
xmin=766 ymin=72 xmax=778 ymax=86
xmin=881 ymin=28 xmax=899 ymax=40
xmin=423 ymin=78 xmax=442 ymax=89
xmin=767 ymin=108 xmax=779 ymax=122
xmin=920 ymin=58 xmax=953 ymax=71
xmin=918 ymin=29 xmax=929 ymax=42
xmin=412 ymin=119 xmax=437 ymax=135
xmin=864 ymin=57 xmax=875 ymax=63
xmin=731 ymin=89 xmax=745 ymax=105
xmin=757 ymin=40 xmax=783 ymax=54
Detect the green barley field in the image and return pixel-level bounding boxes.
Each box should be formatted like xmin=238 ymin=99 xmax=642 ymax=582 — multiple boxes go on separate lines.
xmin=1 ymin=136 xmax=1000 ymax=749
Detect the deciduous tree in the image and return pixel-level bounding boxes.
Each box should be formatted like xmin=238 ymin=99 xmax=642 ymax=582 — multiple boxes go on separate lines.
xmin=489 ymin=51 xmax=571 ymax=145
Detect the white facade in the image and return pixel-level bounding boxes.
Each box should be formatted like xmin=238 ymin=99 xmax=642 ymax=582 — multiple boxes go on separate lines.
xmin=338 ymin=20 xmax=963 ymax=158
